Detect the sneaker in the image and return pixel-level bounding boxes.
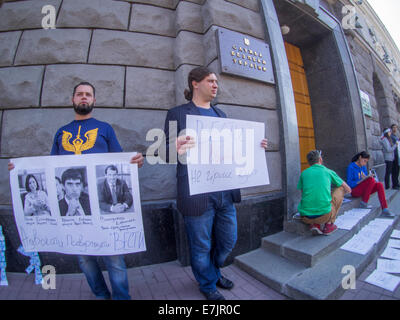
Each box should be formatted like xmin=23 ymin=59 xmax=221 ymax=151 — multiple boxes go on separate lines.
xmin=293 ymin=212 xmax=302 ymax=220
xmin=310 ymin=224 xmax=323 ymax=236
xmin=359 ymin=201 xmax=372 ymax=209
xmin=216 ymin=276 xmax=234 ymax=290
xmin=201 ymin=289 xmax=225 ymax=300
xmin=380 ymin=210 xmax=395 ymax=219
xmin=323 ymin=223 xmax=338 ymax=235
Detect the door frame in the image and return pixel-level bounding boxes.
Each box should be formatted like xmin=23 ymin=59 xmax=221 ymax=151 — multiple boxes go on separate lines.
xmin=260 ymin=0 xmax=366 ymax=220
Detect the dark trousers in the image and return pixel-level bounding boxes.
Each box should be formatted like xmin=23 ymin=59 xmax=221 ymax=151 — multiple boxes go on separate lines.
xmin=183 ymin=192 xmax=237 ymax=294
xmin=385 ymin=161 xmax=393 ymax=189
xmin=392 ymin=153 xmax=400 ymax=188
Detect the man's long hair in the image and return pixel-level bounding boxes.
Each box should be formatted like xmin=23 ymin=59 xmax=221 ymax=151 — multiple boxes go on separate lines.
xmin=184 ymin=67 xmax=213 ymax=101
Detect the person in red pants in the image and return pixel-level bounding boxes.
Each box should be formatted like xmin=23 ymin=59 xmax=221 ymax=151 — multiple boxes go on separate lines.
xmin=347 ymin=151 xmax=394 ymax=218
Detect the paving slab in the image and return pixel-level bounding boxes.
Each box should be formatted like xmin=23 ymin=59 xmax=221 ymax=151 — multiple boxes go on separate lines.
xmin=0 ymin=260 xmax=287 ymax=300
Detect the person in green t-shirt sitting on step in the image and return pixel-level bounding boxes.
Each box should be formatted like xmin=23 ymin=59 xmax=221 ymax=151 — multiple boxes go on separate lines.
xmin=297 ymin=150 xmax=352 ymax=236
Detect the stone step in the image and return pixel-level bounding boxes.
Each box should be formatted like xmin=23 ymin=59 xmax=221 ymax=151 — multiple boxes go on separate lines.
xmin=286 ymin=214 xmax=399 ymax=300
xmin=235 ymin=190 xmax=400 ymax=300
xmin=234 ymin=248 xmax=307 ymax=294
xmin=263 ymin=190 xmax=398 ymax=267
xmin=283 ymin=189 xmax=397 ymax=236
xmin=283 ymin=195 xmax=362 ymax=235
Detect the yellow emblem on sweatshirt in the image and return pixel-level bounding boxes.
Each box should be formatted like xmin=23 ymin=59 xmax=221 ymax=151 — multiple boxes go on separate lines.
xmin=61 ymin=126 xmax=98 ymax=155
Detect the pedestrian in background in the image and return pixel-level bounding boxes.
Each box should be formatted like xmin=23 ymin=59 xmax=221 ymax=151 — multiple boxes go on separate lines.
xmin=380 ymin=128 xmax=398 ymax=190
xmin=390 ymin=124 xmax=400 ymax=190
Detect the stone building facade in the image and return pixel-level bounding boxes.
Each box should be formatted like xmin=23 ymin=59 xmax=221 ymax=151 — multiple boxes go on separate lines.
xmin=334 ymin=0 xmax=400 ymax=173
xmin=0 ymin=0 xmax=398 ymax=273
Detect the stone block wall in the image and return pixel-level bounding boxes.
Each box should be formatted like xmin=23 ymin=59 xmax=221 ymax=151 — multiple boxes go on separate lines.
xmin=0 ymin=0 xmax=281 ymax=204
xmin=346 ymin=36 xmax=398 ymax=168
xmin=0 ymin=0 xmax=282 ymax=270
xmin=327 ymin=2 xmax=400 ymax=170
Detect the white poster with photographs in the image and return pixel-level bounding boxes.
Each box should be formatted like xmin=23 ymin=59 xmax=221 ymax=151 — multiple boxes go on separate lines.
xmin=10 ymin=152 xmax=146 ymax=256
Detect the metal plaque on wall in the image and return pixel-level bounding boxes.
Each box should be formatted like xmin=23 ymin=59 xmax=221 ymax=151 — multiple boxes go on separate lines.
xmin=216 ymin=28 xmax=275 ymax=85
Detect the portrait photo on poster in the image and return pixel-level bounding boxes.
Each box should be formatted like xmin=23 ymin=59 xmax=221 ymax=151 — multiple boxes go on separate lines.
xmin=55 ymin=166 xmax=91 ymax=216
xmin=18 ymin=169 xmax=51 ymax=217
xmin=96 ymin=163 xmax=135 ymax=215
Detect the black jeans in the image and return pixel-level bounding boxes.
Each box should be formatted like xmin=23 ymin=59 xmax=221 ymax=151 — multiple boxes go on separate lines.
xmin=385 ymin=161 xmax=393 ymax=189
xmin=392 ymin=152 xmax=400 ymax=187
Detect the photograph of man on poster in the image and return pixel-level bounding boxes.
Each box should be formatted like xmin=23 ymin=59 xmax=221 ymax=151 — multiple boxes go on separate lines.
xmin=56 ymin=167 xmax=91 ymax=216
xmin=96 ymin=164 xmax=134 ymax=214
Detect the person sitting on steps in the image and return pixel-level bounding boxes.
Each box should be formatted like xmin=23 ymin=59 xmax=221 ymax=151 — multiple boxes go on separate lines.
xmin=347 ymin=151 xmax=395 ymax=219
xmin=297 ymin=150 xmax=352 ymax=236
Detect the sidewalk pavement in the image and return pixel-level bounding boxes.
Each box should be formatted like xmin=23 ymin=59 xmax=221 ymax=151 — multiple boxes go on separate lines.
xmin=339 ymin=221 xmax=400 ymax=300
xmin=0 ymin=260 xmax=287 ymax=300
xmin=340 ymin=256 xmax=400 ymax=300
xmin=0 ymin=232 xmax=399 ymax=300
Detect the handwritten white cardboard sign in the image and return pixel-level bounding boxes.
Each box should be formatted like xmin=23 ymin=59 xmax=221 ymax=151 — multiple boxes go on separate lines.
xmin=186 ymin=115 xmax=270 ymax=195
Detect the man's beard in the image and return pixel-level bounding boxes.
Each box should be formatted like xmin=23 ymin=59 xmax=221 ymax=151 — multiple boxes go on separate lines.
xmin=73 ymin=102 xmax=94 ymax=115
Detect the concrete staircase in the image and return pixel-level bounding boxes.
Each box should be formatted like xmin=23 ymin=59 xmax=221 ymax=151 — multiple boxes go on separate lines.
xmin=235 ymin=190 xmax=400 ymax=300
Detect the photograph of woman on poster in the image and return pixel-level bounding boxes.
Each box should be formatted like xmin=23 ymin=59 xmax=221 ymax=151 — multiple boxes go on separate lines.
xmin=22 ymin=173 xmax=51 ymax=216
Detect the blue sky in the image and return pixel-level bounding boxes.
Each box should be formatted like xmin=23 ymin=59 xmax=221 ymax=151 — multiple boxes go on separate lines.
xmin=367 ymin=0 xmax=400 ymax=51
